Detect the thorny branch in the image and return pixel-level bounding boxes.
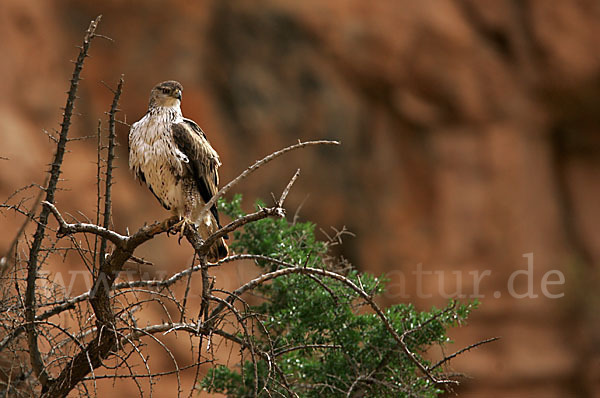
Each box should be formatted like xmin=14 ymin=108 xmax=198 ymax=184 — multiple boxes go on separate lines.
xmin=43 ymin=201 xmax=128 ymax=247
xmin=1 ymin=176 xmax=47 ymax=277
xmin=430 ymin=337 xmax=500 ymax=371
xmin=98 ymin=76 xmax=124 ymax=268
xmin=24 ymin=15 xmax=102 ymax=389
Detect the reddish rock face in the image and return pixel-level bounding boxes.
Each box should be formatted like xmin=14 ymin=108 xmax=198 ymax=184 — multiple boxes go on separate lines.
xmin=2 ymin=0 xmax=600 ymax=396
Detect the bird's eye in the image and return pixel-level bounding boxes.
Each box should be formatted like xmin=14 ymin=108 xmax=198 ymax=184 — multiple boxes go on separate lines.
xmin=161 ymin=88 xmax=170 ymax=94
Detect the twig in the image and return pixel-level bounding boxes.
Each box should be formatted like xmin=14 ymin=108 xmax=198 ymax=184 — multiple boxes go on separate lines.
xmin=43 ymin=201 xmax=127 ymax=248
xmin=197 ymin=167 xmax=302 ymax=257
xmin=94 ymin=119 xmax=102 ymax=271
xmin=278 ymin=169 xmax=300 ymax=207
xmin=198 ymin=140 xmax=339 ymax=221
xmin=430 ymin=337 xmax=499 ymax=371
xmin=99 ymin=76 xmax=124 ymax=267
xmin=197 ymin=206 xmax=286 ymax=258
xmin=128 ymin=255 xmax=153 ymax=266
xmin=179 ymin=253 xmax=197 ymax=323
xmin=1 ymin=176 xmax=48 ymax=277
xmin=274 ymin=344 xmax=341 ymax=357
xmin=26 ymin=15 xmax=102 ymax=389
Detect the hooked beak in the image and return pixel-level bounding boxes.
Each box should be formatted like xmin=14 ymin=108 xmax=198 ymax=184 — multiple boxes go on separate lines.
xmin=174 ymin=89 xmax=182 ymax=100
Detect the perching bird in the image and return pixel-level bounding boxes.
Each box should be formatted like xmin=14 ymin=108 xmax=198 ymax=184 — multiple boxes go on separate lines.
xmin=129 ymin=80 xmax=228 ymax=261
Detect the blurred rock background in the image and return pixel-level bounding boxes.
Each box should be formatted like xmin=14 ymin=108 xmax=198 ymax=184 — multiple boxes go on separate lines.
xmin=1 ymin=0 xmax=600 ymax=396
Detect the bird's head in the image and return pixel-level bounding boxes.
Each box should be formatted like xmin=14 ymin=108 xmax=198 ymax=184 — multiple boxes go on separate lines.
xmin=149 ymin=80 xmax=183 ymax=108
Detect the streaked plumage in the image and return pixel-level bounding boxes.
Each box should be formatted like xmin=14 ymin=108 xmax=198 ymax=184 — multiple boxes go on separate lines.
xmin=129 ymin=80 xmax=228 ymax=261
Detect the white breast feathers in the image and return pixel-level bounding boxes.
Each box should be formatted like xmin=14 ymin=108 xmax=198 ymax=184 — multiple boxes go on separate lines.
xmin=129 ymin=106 xmax=187 ymax=213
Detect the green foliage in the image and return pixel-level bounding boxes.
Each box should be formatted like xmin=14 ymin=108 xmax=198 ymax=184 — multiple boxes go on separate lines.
xmin=202 ymin=195 xmax=477 ymax=397
xmin=219 ymin=195 xmax=327 ymax=270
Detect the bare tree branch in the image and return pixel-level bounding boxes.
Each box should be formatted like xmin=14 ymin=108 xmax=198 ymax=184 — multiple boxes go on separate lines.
xmin=94 ymin=119 xmax=103 ymax=268
xmin=278 ymin=169 xmax=300 ymax=207
xmin=198 ymin=206 xmax=286 ymax=257
xmin=43 ymin=201 xmax=127 ymax=247
xmin=99 ymin=76 xmax=124 ymax=267
xmin=1 ymin=177 xmax=47 ymax=277
xmin=25 ymin=15 xmax=102 ymax=389
xmin=430 ymin=337 xmax=499 ymax=371
xmin=274 ymin=344 xmax=341 ymax=357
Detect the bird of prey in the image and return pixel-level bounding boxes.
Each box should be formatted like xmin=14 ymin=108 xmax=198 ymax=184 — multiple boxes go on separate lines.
xmin=129 ymin=80 xmax=228 ymax=261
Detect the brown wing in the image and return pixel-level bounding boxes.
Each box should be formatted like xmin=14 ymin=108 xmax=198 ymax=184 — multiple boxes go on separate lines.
xmin=171 ymin=119 xmax=222 ymax=226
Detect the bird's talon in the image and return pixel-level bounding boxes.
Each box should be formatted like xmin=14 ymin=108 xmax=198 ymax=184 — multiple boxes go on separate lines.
xmin=171 ymin=217 xmax=194 ymax=242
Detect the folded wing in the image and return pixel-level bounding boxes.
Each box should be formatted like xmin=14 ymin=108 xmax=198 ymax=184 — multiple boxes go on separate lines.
xmin=171 ymin=118 xmax=222 ymax=227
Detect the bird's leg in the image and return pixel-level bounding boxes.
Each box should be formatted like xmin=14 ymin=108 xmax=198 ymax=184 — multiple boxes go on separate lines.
xmin=171 ymin=217 xmax=190 ymax=241
xmin=170 ymin=208 xmax=195 ymax=242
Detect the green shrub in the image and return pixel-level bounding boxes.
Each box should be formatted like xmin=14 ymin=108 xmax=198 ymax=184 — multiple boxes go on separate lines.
xmin=201 ymin=195 xmax=477 ymax=397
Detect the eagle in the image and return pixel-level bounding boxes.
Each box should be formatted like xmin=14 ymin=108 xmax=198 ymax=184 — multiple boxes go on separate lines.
xmin=129 ymin=80 xmax=228 ymax=261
